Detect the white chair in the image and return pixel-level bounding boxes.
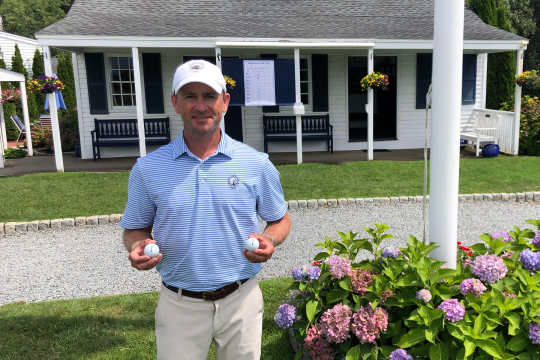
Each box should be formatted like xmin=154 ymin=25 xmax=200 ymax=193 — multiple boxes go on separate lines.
xmin=460 ymin=112 xmax=500 ymax=157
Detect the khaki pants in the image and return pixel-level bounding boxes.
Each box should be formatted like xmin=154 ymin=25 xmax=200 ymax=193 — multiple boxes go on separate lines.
xmin=155 ymin=276 xmax=263 ymax=360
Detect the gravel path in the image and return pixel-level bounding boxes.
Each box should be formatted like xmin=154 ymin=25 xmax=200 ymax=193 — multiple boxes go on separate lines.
xmin=1 ymin=201 xmax=539 ymax=305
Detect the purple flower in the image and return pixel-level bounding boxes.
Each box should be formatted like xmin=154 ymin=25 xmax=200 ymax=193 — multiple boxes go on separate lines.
xmin=438 ymin=299 xmax=466 ymax=322
xmin=389 ymin=349 xmax=414 ymax=360
xmin=533 ymin=231 xmax=540 ymax=246
xmin=529 ymin=321 xmax=540 ymax=344
xmin=382 ymin=247 xmax=400 ymax=258
xmin=320 ymin=303 xmax=352 ymax=343
xmin=291 ymin=264 xmax=322 ymax=281
xmin=351 ymin=303 xmax=389 ymax=344
xmin=274 ymin=304 xmax=297 ymax=329
xmin=291 ymin=267 xmax=304 ymax=281
xmin=490 ymin=231 xmax=513 ymax=242
xmin=471 ymin=254 xmax=508 ymax=283
xmin=324 ymin=255 xmax=352 ymax=280
xmin=520 ymin=249 xmax=540 ymax=272
xmin=460 ymin=278 xmax=487 ymax=298
xmin=416 ymin=289 xmax=432 ymax=303
xmin=306 ymin=265 xmax=322 ymax=280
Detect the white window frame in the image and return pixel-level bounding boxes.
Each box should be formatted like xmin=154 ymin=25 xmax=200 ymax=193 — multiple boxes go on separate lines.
xmin=105 ymin=53 xmax=145 ymax=112
xmin=299 ymin=56 xmax=312 ymax=110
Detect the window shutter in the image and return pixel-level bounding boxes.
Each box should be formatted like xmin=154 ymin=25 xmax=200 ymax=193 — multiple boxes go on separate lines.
xmin=312 ymin=54 xmax=329 ymax=112
xmin=462 ymin=54 xmax=477 ymax=105
xmin=260 ymin=54 xmax=279 ymax=113
xmin=416 ymin=53 xmax=432 ymax=109
xmin=84 ymin=53 xmax=109 ymax=114
xmin=142 ymin=53 xmax=164 ymax=114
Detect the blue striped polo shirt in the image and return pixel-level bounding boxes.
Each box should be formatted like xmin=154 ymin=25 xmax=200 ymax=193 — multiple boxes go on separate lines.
xmin=120 ymin=130 xmax=287 ymax=291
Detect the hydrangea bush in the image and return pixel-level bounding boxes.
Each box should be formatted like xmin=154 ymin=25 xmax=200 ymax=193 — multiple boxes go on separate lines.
xmin=276 ymin=220 xmax=540 ymax=360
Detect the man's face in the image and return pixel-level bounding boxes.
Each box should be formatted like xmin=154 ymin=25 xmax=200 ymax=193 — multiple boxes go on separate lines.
xmin=171 ymin=82 xmax=230 ymax=136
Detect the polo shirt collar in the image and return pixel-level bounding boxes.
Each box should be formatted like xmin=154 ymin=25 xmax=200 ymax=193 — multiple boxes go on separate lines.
xmin=172 ymin=129 xmax=234 ymax=160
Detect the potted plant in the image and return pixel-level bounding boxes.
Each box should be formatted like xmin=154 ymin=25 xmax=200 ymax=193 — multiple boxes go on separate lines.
xmin=275 ymin=221 xmax=540 ymax=360
xmin=515 ymin=70 xmax=540 ymax=90
xmin=27 ymin=76 xmax=65 ymax=93
xmin=361 ymin=72 xmax=389 ymax=91
xmin=224 ymin=75 xmax=236 ymax=90
xmin=1 ymin=88 xmax=25 ymax=104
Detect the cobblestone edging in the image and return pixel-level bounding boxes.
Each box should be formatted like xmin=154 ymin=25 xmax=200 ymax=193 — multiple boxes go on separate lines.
xmin=1 ymin=191 xmax=540 ymax=235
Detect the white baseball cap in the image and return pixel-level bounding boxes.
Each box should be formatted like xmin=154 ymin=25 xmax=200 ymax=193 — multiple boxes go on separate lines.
xmin=172 ymin=60 xmax=226 ymax=95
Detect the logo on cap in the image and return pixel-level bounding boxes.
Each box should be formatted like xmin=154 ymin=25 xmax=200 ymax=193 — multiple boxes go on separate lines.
xmin=189 ymin=61 xmax=205 ymax=72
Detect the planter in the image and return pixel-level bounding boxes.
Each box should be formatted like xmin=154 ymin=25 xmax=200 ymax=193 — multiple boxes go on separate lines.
xmin=288 ymin=328 xmax=311 ymax=360
xmin=75 ymin=143 xmax=81 ymax=157
xmin=40 ymin=89 xmax=55 ymax=94
xmin=482 ymin=143 xmax=499 ymax=158
xmin=460 ymin=139 xmax=468 ymax=150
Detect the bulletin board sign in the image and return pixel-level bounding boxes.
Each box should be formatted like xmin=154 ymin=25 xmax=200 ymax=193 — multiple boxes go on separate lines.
xmin=222 ymin=58 xmax=295 ymax=106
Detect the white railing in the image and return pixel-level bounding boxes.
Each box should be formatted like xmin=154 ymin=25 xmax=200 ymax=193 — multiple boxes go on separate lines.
xmin=469 ymin=108 xmax=517 ymax=155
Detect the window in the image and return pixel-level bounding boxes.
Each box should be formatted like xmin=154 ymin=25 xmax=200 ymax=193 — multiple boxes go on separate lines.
xmin=300 ymin=58 xmax=310 ymax=105
xmin=109 ymin=57 xmax=136 ymax=107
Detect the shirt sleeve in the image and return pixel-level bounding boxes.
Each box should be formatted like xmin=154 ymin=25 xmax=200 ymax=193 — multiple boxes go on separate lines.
xmin=120 ymin=163 xmax=156 ymax=229
xmin=256 ymin=158 xmax=287 ymax=222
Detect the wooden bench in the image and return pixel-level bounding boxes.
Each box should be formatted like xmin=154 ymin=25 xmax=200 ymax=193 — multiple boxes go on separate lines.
xmin=460 ymin=111 xmax=500 ymax=157
xmin=263 ymin=114 xmax=333 ymax=153
xmin=91 ymin=117 xmax=170 ymax=161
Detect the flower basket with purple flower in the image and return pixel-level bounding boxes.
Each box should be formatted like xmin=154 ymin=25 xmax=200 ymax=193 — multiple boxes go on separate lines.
xmin=515 ymin=70 xmax=540 ymax=90
xmin=360 ymin=72 xmax=389 ymax=91
xmin=27 ymin=76 xmax=65 ymax=93
xmin=276 ymin=220 xmax=540 ymax=359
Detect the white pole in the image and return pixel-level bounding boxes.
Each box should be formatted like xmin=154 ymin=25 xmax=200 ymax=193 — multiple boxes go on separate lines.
xmin=216 ymin=47 xmax=225 ymax=133
xmin=294 ymin=48 xmax=302 ymax=164
xmin=43 ymin=45 xmax=64 ymax=172
xmin=131 ymin=47 xmax=146 ymax=157
xmin=72 ymin=52 xmax=86 ymax=159
xmin=429 ymin=0 xmax=464 ymax=269
xmin=0 ymin=82 xmax=4 ymax=168
xmin=367 ymin=48 xmax=374 ymax=160
xmin=512 ymin=49 xmax=524 ymax=156
xmin=19 ymin=81 xmax=32 ymax=156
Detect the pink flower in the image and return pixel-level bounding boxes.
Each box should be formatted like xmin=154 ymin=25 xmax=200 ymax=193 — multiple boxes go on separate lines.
xmin=319 ymin=304 xmax=352 ymax=343
xmin=304 ymin=324 xmax=335 ymax=360
xmin=350 ymin=268 xmax=373 ymax=295
xmin=324 ymin=255 xmax=353 ymax=280
xmin=351 ymin=303 xmax=389 ymax=344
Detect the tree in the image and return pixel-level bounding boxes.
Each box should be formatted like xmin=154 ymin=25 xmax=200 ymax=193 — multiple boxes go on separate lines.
xmin=32 ymin=49 xmax=46 ymax=113
xmin=500 ymin=0 xmax=536 ymax=37
xmin=10 ymin=44 xmax=28 ymax=88
xmin=56 ymin=51 xmax=76 ymax=111
xmin=467 ymin=0 xmax=516 ymax=109
xmin=0 ymin=58 xmax=11 ymax=89
xmin=0 ymin=0 xmax=72 ymax=39
xmin=524 ymin=0 xmax=540 ymax=72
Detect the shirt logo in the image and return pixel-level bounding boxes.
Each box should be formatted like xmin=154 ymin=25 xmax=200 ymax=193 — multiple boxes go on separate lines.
xmin=228 ymin=175 xmax=239 ymax=189
xmin=189 ymin=61 xmax=204 ymax=72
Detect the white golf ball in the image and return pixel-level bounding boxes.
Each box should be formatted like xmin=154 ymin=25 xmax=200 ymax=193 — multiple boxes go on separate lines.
xmin=245 ymin=237 xmax=259 ymax=252
xmin=144 ymin=244 xmax=160 ymax=258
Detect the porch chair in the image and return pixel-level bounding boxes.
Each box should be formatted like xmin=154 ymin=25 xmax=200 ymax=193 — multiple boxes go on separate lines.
xmin=459 ymin=112 xmax=500 ymax=157
xmin=10 ymin=115 xmax=26 ymax=144
xmin=39 ymin=114 xmax=52 ymax=129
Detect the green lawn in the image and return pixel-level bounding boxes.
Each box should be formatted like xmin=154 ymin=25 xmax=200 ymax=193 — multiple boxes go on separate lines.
xmin=1 ymin=156 xmax=539 ymax=223
xmin=0 ymin=277 xmax=295 ymax=360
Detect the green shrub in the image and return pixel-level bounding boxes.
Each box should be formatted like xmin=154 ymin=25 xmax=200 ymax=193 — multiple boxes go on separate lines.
xmin=278 ymin=221 xmax=540 ymax=360
xmin=3 ymin=101 xmax=18 ymax=141
xmin=501 ymin=95 xmax=540 ymax=155
xmin=3 ymin=146 xmax=26 ymax=158
xmin=30 ymin=124 xmax=51 ymax=149
xmin=59 ymin=108 xmax=79 ymax=150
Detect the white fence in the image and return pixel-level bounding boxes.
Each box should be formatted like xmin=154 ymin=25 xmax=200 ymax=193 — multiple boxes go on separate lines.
xmin=467 ymin=108 xmax=517 ymax=155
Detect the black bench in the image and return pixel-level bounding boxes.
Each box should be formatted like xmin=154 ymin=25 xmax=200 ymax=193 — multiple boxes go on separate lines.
xmin=91 ymin=117 xmax=170 ymax=161
xmin=263 ymin=114 xmax=333 ymax=153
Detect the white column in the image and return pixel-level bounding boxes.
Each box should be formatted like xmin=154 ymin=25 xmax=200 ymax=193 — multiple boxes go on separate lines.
xmin=428 ymin=0 xmax=464 ymax=269
xmin=131 ymin=47 xmax=146 ymax=157
xmin=19 ymin=81 xmax=32 ymax=156
xmin=512 ymin=49 xmax=524 ymax=156
xmin=294 ymin=48 xmax=303 ymax=164
xmin=43 ymin=45 xmax=64 ymax=172
xmin=216 ymin=47 xmax=225 ymax=133
xmin=72 ymin=52 xmax=86 ymax=159
xmin=367 ymin=48 xmax=374 ymax=160
xmin=0 ymin=82 xmax=4 ymax=168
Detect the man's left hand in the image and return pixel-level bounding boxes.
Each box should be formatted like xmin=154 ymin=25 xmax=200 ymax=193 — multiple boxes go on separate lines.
xmin=243 ymin=233 xmax=274 ymax=263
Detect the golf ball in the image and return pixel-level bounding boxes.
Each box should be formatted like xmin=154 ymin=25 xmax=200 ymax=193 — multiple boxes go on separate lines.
xmin=144 ymin=244 xmax=160 ymax=258
xmin=245 ymin=237 xmax=259 ymax=252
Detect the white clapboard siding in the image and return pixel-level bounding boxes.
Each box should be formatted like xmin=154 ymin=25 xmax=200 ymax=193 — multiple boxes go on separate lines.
xmin=0 ymin=33 xmax=40 ymax=77
xmin=75 ymin=50 xmax=487 ymax=158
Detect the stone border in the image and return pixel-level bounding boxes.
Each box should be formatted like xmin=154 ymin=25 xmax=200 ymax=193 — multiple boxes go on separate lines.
xmin=1 ymin=191 xmax=540 ymax=235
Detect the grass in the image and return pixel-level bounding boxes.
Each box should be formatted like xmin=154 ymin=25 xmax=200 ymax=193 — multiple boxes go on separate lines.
xmin=0 ymin=277 xmax=295 ymax=360
xmin=1 ymin=156 xmax=540 ymax=223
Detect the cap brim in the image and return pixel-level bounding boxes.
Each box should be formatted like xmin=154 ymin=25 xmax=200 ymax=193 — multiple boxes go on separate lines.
xmin=174 ymin=76 xmax=223 ymax=95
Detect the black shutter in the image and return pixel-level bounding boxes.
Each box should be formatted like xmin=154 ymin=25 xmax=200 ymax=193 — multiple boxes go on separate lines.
xmin=84 ymin=53 xmax=109 ymax=114
xmin=462 ymin=54 xmax=477 ymax=105
xmin=142 ymin=53 xmax=164 ymax=114
xmin=416 ymin=53 xmax=432 ymax=109
xmin=312 ymin=54 xmax=329 ymax=112
xmin=260 ymin=54 xmax=279 ymax=113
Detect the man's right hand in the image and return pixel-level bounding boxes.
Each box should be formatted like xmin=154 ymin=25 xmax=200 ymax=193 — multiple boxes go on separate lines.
xmin=128 ymin=239 xmax=162 ymax=271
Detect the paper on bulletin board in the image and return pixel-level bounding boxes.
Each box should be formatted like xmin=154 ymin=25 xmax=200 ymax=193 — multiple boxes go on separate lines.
xmin=243 ymin=60 xmax=276 ymax=106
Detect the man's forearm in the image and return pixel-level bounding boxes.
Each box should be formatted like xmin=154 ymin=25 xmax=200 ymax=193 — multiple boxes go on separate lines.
xmin=262 ymin=212 xmax=291 ymax=247
xmin=123 ymin=227 xmax=153 ymax=252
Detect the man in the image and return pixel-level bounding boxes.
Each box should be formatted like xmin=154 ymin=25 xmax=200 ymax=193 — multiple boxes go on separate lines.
xmin=120 ymin=59 xmax=291 ymax=360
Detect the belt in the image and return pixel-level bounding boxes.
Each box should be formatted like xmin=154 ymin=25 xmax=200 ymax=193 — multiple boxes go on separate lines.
xmin=162 ymin=278 xmax=250 ymax=301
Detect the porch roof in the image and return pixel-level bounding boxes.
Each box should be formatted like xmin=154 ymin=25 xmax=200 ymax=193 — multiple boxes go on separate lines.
xmin=37 ymin=0 xmax=524 ymax=43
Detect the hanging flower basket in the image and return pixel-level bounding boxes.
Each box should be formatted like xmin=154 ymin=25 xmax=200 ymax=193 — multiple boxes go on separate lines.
xmin=224 ymin=75 xmax=236 ymax=90
xmin=27 ymin=76 xmax=65 ymax=93
xmin=360 ymin=72 xmax=389 ymax=91
xmin=515 ymin=70 xmax=540 ymax=90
